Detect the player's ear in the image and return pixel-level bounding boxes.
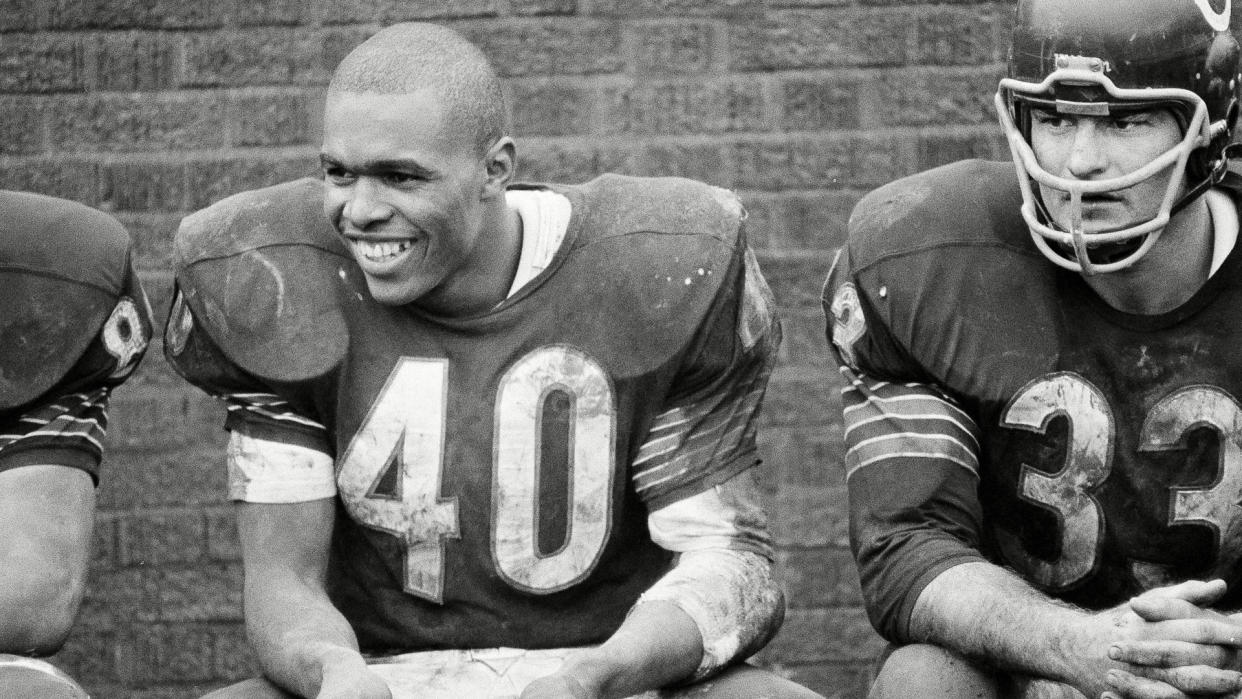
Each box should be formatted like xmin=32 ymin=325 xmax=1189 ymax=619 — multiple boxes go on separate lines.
xmin=481 ymin=136 xmax=516 ymax=200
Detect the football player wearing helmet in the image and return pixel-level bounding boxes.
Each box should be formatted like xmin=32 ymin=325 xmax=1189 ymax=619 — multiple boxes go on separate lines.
xmin=824 ymin=0 xmax=1242 ymax=697
xmin=169 ymin=23 xmax=820 ymax=699
xmin=0 ymin=191 xmax=151 ymax=688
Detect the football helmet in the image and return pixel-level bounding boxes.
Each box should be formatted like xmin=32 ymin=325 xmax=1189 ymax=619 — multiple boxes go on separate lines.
xmin=996 ymin=0 xmax=1241 ymax=273
xmin=0 ymin=655 xmax=89 ymax=698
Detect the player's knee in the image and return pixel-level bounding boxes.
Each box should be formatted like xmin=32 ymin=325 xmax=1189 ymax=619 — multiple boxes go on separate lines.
xmin=0 ymin=564 xmax=84 ymax=655
xmin=869 ymin=644 xmax=1000 ymax=699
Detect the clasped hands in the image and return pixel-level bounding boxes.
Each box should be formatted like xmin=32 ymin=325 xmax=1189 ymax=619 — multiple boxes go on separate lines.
xmin=1097 ymin=579 xmax=1242 ymax=699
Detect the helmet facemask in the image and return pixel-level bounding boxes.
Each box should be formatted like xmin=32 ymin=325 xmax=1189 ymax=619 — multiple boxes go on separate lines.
xmin=996 ymin=62 xmax=1217 ymax=275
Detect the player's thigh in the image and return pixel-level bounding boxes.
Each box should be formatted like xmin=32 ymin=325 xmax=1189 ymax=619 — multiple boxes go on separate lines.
xmin=870 ymin=643 xmax=1001 ymax=698
xmin=869 ymin=645 xmax=1085 ymax=699
xmin=664 ymin=663 xmax=824 ymax=698
xmin=200 ymin=677 xmax=297 ymax=699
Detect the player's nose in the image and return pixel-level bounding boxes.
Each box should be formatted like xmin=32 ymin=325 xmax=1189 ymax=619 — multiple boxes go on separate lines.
xmin=343 ymin=178 xmax=394 ymax=229
xmin=1066 ymin=121 xmax=1108 ymax=180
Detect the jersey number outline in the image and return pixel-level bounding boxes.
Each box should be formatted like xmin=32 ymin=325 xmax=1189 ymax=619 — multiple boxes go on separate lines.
xmin=337 ymin=347 xmax=616 ymax=603
xmin=999 ymin=372 xmax=1242 ymax=590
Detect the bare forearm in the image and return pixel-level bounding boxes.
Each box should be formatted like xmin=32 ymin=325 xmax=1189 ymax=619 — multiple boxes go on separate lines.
xmin=244 ymin=567 xmax=364 ymax=698
xmin=557 ymin=601 xmax=703 ymax=699
xmin=910 ymin=562 xmax=1104 ymax=694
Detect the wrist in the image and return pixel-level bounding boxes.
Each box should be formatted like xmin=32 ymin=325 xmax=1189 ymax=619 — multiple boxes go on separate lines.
xmin=555 ymin=648 xmax=621 ymax=697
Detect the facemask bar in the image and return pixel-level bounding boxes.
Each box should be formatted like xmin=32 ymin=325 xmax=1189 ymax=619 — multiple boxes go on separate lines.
xmin=995 ymin=67 xmax=1213 ymax=274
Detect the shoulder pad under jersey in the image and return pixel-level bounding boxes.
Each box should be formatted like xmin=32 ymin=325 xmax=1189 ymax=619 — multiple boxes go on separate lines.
xmin=565 ymin=174 xmax=745 ymax=246
xmin=846 ymin=159 xmax=1030 ymax=270
xmin=0 ymin=191 xmax=134 ymax=410
xmin=172 ymin=178 xmax=353 ymax=383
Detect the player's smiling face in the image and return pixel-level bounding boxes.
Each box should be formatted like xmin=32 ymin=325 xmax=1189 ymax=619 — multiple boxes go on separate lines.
xmin=1029 ymin=107 xmax=1185 ymax=238
xmin=320 ymin=89 xmax=492 ymax=308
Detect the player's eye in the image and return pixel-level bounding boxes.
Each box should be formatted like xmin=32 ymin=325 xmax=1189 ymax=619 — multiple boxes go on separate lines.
xmin=322 ymin=163 xmax=356 ymax=185
xmin=1030 ymin=110 xmax=1071 ymax=130
xmin=382 ymin=171 xmax=424 ymax=187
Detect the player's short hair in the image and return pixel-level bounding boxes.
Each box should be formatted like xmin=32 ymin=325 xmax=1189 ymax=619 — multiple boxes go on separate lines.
xmin=328 ymin=22 xmax=508 ymax=157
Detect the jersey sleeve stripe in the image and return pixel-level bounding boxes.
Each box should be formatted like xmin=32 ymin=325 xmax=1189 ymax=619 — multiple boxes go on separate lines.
xmin=224 ymin=398 xmax=326 ymax=431
xmin=840 ymin=366 xmax=981 ymax=480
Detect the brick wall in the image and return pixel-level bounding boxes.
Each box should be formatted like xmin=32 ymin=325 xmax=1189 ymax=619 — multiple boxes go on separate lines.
xmin=1 ymin=1 xmax=1015 ymax=697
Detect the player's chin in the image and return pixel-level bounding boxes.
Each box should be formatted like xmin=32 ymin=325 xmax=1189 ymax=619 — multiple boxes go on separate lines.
xmin=362 ymin=274 xmax=431 ymax=307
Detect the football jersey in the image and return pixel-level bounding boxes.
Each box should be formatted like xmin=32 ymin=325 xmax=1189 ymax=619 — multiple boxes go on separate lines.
xmin=0 ymin=190 xmax=151 ymax=478
xmin=825 ymin=159 xmax=1242 ymax=642
xmin=166 ymin=175 xmax=779 ymax=653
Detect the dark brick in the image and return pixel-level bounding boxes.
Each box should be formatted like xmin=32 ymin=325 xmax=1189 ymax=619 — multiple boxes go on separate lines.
xmin=781 ymin=662 xmax=873 ymax=699
xmin=90 ymin=513 xmax=121 ymax=570
xmin=212 ymin=624 xmax=258 ymax=680
xmin=518 ymin=139 xmax=639 ymax=183
xmin=627 ymin=20 xmax=719 ymax=74
xmin=318 ymin=0 xmax=386 ymax=25
xmin=0 ymin=34 xmax=85 ymax=93
xmin=773 ymin=482 xmax=848 ymax=548
xmin=604 ymin=78 xmax=768 ymax=134
xmin=116 ymin=212 xmax=182 ymax=271
xmin=97 ymin=445 xmax=229 ymax=510
xmin=591 ymin=0 xmax=754 ymax=14
xmin=183 ymin=29 xmax=336 ymax=87
xmin=637 ymin=140 xmax=730 ymax=188
xmin=46 ymin=0 xmax=225 ymax=29
xmin=184 ymin=156 xmax=320 ymax=211
xmin=730 ymin=9 xmax=911 ymax=71
xmin=758 ymin=252 xmax=836 ymax=309
xmin=773 ymin=307 xmax=835 ymax=369
xmin=733 ymin=134 xmax=911 ymax=191
xmin=205 ymin=507 xmax=242 ymax=562
xmin=89 ymin=33 xmax=181 ymax=92
xmin=0 ymin=0 xmax=47 ymax=31
xmin=0 ymin=98 xmax=45 ymax=154
xmin=235 ymin=0 xmax=309 ymax=26
xmin=913 ymin=5 xmax=1007 ymax=67
xmin=778 ymin=547 xmax=863 ymax=608
xmin=0 ymin=158 xmax=101 ymax=206
xmin=510 ymin=80 xmax=596 ymax=137
xmin=741 ymin=191 xmax=858 ymax=252
xmin=763 ymin=607 xmax=884 ymax=663
xmin=232 ymin=92 xmax=316 ymax=147
xmin=917 ymin=128 xmax=1005 ymax=171
xmin=387 ymin=0 xmax=500 ymax=20
xmin=100 ymin=161 xmax=187 ymax=213
xmin=466 ymin=21 xmax=623 ymax=77
xmin=49 ymin=94 xmax=226 ymax=153
xmin=782 ymin=75 xmax=862 ymax=131
xmin=512 ymin=0 xmax=578 ymax=15
xmin=94 ymin=564 xmax=243 ymax=623
xmin=760 ymin=423 xmax=847 ymax=488
xmin=119 ymin=511 xmax=208 ymax=566
xmin=51 ymin=624 xmax=119 ymax=686
xmin=116 ymin=624 xmax=230 ymax=684
xmin=868 ymin=68 xmax=1001 ymax=127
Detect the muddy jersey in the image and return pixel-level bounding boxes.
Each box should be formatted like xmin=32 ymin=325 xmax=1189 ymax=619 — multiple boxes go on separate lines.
xmin=0 ymin=191 xmax=151 ymax=478
xmin=167 ymin=175 xmax=779 ymax=653
xmin=825 ymin=159 xmax=1242 ymax=642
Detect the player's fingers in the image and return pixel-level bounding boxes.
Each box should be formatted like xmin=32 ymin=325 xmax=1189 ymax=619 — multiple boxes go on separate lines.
xmin=1125 ymin=664 xmax=1242 ymax=695
xmin=1109 ymin=640 xmax=1237 ymax=669
xmin=1138 ymin=619 xmax=1242 ymax=647
xmin=1135 ymin=579 xmax=1228 ymax=606
xmin=1105 ymin=669 xmax=1191 ymax=699
xmin=1130 ymin=596 xmax=1211 ymax=623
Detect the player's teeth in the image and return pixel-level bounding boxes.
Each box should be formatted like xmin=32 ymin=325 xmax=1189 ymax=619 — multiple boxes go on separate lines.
xmin=357 ymin=240 xmax=412 ymax=261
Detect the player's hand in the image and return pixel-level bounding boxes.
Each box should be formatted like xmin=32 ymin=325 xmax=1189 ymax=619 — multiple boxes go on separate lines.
xmin=518 ymin=673 xmax=597 ymax=699
xmin=1093 ymin=579 xmax=1242 ymax=698
xmin=316 ymin=661 xmax=392 ymax=699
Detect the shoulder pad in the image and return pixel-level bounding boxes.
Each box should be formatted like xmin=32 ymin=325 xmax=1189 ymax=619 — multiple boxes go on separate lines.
xmin=846 ymin=160 xmax=1027 ymax=269
xmin=566 ymin=174 xmax=744 ymax=245
xmin=0 ymin=192 xmax=135 ymax=410
xmin=172 ymin=178 xmax=352 ymax=383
